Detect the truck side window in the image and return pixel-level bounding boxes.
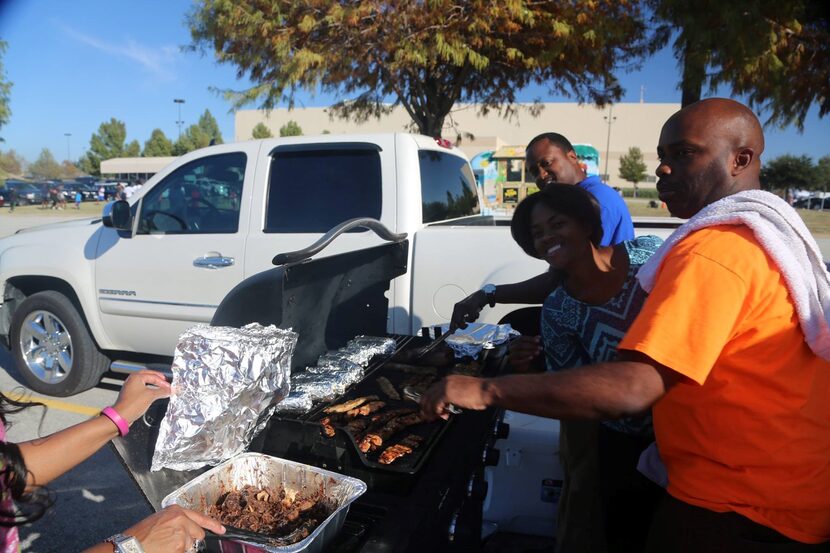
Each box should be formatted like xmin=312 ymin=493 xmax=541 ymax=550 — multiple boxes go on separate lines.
xmin=137 ymin=152 xmax=246 ymax=235
xmin=265 ymin=149 xmax=382 ymax=233
xmin=419 ymin=150 xmax=480 ymax=223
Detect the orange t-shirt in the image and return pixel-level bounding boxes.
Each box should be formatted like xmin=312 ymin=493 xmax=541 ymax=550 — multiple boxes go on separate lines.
xmin=619 ymin=225 xmax=830 ymax=544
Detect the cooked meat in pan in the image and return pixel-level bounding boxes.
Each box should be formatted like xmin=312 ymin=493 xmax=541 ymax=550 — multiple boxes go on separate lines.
xmin=379 ymin=434 xmax=424 ymax=465
xmin=323 ymin=395 xmax=379 ymax=414
xmin=376 ymin=376 xmax=400 ymax=400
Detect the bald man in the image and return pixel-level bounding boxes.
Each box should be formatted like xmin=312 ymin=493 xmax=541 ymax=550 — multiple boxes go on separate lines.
xmin=422 ymin=99 xmax=830 ymax=551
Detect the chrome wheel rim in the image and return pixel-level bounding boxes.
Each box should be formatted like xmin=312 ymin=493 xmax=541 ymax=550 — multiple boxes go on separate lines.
xmin=19 ymin=309 xmax=73 ymax=385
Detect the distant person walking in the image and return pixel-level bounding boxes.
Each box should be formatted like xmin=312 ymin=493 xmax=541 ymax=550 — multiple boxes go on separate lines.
xmin=8 ymin=187 xmax=17 ymax=212
xmin=74 ymin=190 xmax=82 ymax=210
xmin=97 ymin=185 xmax=105 ymax=204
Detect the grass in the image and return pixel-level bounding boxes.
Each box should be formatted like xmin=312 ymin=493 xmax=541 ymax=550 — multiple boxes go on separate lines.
xmin=624 ymin=199 xmax=830 ymax=237
xmin=3 ymin=201 xmax=107 ymax=218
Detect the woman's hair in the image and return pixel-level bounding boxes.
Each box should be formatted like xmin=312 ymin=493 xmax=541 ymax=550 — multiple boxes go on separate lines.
xmin=0 ymin=393 xmax=53 ymax=527
xmin=510 ymin=184 xmax=603 ymax=257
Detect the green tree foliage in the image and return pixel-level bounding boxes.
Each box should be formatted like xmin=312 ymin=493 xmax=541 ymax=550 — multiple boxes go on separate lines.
xmin=188 ymin=1 xmax=659 ymax=137
xmin=279 ymin=120 xmax=303 ymax=137
xmin=760 ymin=154 xmax=817 ymax=191
xmin=143 ymin=129 xmax=174 ymax=156
xmin=653 ymin=0 xmax=829 ymax=128
xmin=0 ymin=149 xmax=25 ymax=175
xmin=0 ymin=41 xmax=12 ymax=141
xmin=198 ymin=109 xmax=223 ymax=144
xmin=78 ymin=118 xmax=133 ymax=176
xmin=816 ymin=156 xmax=830 ymax=189
xmin=172 ymin=110 xmax=224 ymax=155
xmin=29 ymin=148 xmax=63 ymax=180
xmin=251 ymin=122 xmax=273 ymax=139
xmin=618 ymin=146 xmax=648 ymax=197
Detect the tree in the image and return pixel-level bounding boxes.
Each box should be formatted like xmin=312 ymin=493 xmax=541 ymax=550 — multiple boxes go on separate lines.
xmin=78 ymin=118 xmax=132 ymax=176
xmin=0 ymin=149 xmax=25 ymax=175
xmin=618 ymin=147 xmax=648 ymax=197
xmin=188 ymin=1 xmax=659 ymax=137
xmin=143 ymin=129 xmax=174 ymax=156
xmin=279 ymin=120 xmax=303 ymax=137
xmin=29 ymin=148 xmax=62 ymax=180
xmin=197 ymin=109 xmax=223 ymax=144
xmin=125 ymin=140 xmax=141 ymax=157
xmin=251 ymin=122 xmax=273 ymax=139
xmin=653 ymin=0 xmax=829 ymax=128
xmin=760 ymin=154 xmax=817 ymax=192
xmin=172 ymin=124 xmax=212 ymax=155
xmin=814 ymin=156 xmax=830 ymax=190
xmin=0 ymin=41 xmax=12 ymax=141
xmin=61 ymin=160 xmax=82 ymax=179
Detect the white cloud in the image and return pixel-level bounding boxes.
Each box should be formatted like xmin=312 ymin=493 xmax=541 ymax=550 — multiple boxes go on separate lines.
xmin=56 ymin=22 xmax=179 ymax=80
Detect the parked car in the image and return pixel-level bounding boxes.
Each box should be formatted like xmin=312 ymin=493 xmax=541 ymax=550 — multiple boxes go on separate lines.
xmin=3 ymin=181 xmax=44 ymax=205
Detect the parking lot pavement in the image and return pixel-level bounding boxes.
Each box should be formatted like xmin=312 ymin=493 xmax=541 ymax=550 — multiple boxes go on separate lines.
xmin=0 ymin=346 xmax=153 ymax=552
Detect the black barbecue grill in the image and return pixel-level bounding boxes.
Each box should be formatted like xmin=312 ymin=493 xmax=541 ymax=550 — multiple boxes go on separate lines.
xmin=110 ymin=218 xmax=510 ymax=552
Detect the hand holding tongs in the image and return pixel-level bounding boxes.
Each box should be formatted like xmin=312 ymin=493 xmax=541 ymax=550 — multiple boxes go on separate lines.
xmin=403 ymin=386 xmax=462 ymax=415
xmin=412 ymin=329 xmax=453 ymax=362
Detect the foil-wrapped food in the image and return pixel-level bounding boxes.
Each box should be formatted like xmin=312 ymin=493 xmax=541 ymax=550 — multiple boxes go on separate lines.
xmin=443 ymin=322 xmax=519 ymax=359
xmin=274 ymin=336 xmax=396 ymax=415
xmin=151 ymin=323 xmax=297 ymax=472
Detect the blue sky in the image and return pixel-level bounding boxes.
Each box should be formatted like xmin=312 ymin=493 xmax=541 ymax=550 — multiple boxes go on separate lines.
xmin=0 ymin=0 xmax=828 ymax=166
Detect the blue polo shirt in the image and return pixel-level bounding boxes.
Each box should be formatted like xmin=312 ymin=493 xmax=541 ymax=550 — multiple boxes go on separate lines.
xmin=578 ymin=175 xmax=634 ymax=246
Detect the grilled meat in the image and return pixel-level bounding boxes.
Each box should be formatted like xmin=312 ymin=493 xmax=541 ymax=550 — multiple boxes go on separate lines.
xmin=379 ymin=434 xmax=424 ymax=465
xmin=359 ymin=412 xmax=424 ymax=453
xmin=346 ymin=400 xmax=386 ymax=418
xmin=323 ymin=395 xmax=379 ymax=414
xmin=376 ymin=376 xmax=401 ymax=400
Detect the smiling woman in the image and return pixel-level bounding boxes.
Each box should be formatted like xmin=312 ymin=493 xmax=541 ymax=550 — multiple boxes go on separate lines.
xmin=507 ymin=184 xmax=665 ymax=552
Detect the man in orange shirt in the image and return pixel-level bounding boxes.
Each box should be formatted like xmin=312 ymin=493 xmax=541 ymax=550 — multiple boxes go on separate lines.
xmin=421 ymin=98 xmax=830 ymax=551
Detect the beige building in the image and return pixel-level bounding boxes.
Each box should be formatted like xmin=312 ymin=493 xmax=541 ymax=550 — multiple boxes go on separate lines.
xmin=100 ymin=156 xmax=177 ymax=181
xmin=235 ymin=102 xmax=680 ymax=189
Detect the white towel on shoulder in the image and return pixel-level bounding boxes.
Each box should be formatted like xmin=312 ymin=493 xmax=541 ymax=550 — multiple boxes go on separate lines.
xmin=636 ymin=189 xmax=830 ymax=361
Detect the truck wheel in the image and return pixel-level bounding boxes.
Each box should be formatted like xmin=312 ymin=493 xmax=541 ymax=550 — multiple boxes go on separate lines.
xmin=10 ymin=291 xmax=109 ymax=396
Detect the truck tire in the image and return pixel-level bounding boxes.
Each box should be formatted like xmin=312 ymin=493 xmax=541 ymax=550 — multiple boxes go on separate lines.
xmin=10 ymin=291 xmax=109 ymax=396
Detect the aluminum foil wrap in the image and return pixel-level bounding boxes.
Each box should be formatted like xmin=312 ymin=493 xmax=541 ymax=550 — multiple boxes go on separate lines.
xmin=442 ymin=322 xmax=519 ymax=359
xmin=343 ymin=336 xmax=396 ymax=365
xmin=151 ymin=323 xmax=297 ymax=472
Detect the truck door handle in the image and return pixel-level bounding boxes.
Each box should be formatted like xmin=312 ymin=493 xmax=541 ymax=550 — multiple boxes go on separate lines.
xmin=193 ymin=255 xmax=235 ymax=269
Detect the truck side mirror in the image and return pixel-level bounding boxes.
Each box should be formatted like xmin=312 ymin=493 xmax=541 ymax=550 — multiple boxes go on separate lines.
xmin=102 ymin=200 xmax=132 ymax=231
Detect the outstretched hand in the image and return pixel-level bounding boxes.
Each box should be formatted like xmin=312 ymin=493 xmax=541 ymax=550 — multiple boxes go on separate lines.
xmin=450 ymin=290 xmax=488 ymax=331
xmin=419 ymin=375 xmax=490 ymax=421
xmin=122 ymin=505 xmax=224 ymax=553
xmin=113 ymin=370 xmax=171 ymax=425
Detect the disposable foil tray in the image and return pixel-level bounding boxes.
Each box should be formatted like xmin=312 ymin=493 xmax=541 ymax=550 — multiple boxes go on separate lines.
xmin=161 ymin=452 xmax=367 ymax=553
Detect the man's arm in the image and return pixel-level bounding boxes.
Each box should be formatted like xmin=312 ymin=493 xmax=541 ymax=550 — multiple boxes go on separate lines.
xmin=450 ymin=271 xmax=561 ymax=329
xmin=420 ymin=351 xmax=681 ymax=421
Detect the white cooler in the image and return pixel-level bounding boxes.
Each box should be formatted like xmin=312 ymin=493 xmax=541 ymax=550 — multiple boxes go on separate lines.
xmin=483 ymin=410 xmax=562 ymax=538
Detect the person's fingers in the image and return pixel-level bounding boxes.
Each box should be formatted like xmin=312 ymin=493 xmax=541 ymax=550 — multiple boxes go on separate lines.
xmin=181 ymin=507 xmax=225 ymax=534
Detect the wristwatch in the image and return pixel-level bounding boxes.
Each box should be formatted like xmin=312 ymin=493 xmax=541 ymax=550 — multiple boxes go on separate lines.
xmin=105 ymin=534 xmax=145 ymax=553
xmin=482 ymin=283 xmax=497 ymax=308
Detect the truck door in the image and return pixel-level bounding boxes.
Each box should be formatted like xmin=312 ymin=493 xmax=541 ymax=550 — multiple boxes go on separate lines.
xmin=93 ymin=150 xmax=249 ymax=355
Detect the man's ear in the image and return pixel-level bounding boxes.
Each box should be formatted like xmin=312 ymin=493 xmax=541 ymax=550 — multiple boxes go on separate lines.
xmin=733 ymin=147 xmax=755 ymax=175
xmin=567 ymin=150 xmax=580 ymax=163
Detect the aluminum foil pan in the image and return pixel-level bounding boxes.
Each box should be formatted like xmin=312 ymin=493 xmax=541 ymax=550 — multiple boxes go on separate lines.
xmin=342 ymin=336 xmax=396 ymax=365
xmin=152 ymin=324 xmax=297 ymax=472
xmin=441 ymin=322 xmax=519 ymax=359
xmin=161 ymin=452 xmax=367 ymax=553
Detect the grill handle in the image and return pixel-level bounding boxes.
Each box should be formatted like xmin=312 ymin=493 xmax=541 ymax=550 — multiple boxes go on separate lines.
xmin=272 ymin=217 xmax=408 ymax=266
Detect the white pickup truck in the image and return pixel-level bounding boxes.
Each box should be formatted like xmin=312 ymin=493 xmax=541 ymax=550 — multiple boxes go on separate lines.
xmin=0 ymin=133 xmax=679 ymax=396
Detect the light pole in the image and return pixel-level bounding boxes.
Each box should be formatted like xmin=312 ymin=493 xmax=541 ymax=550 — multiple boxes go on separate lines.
xmin=603 ymin=106 xmax=616 ymax=182
xmin=174 ymin=98 xmax=186 ymax=139
xmin=64 ymin=133 xmax=72 ymax=161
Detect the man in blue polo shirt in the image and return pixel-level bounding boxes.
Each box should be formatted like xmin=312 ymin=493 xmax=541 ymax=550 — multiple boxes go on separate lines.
xmin=525 ymin=132 xmax=634 ymax=245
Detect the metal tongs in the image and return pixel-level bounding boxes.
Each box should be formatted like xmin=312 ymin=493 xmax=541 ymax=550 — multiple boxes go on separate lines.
xmin=412 ymin=327 xmax=454 ymax=362
xmin=403 ymin=386 xmax=462 ymax=415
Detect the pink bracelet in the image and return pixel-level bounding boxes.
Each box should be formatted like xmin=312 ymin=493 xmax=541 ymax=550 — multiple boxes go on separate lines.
xmin=101 ymin=406 xmax=130 ymax=437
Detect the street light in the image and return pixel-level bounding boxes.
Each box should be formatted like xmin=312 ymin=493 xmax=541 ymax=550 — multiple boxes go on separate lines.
xmin=64 ymin=133 xmax=72 ymax=161
xmin=603 ymin=106 xmax=617 ymax=182
xmin=174 ymin=98 xmax=186 ymax=139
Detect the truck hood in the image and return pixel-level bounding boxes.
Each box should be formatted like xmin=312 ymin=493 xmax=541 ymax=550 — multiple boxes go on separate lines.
xmin=13 ymin=217 xmax=101 ymax=235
